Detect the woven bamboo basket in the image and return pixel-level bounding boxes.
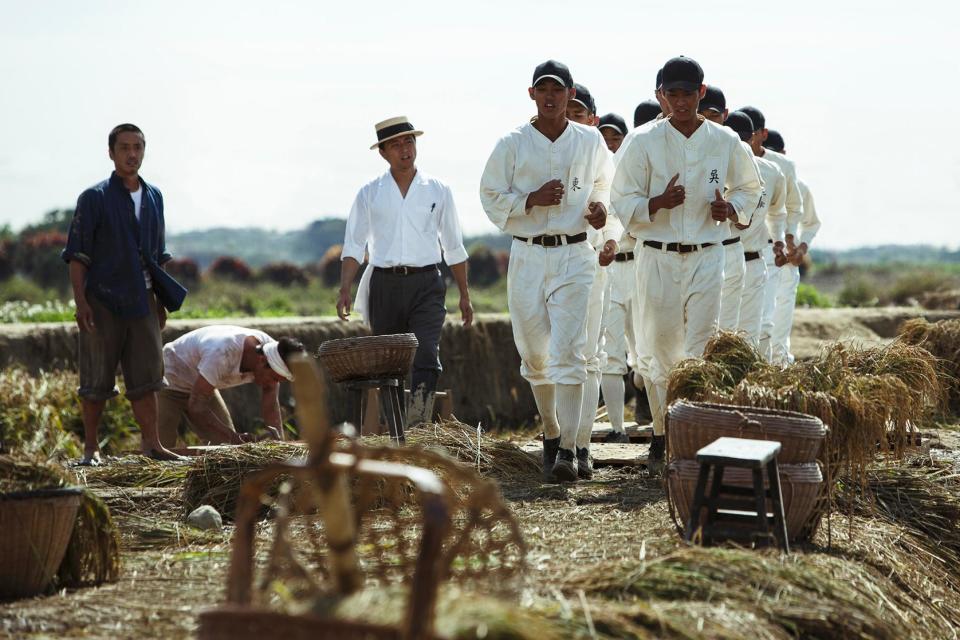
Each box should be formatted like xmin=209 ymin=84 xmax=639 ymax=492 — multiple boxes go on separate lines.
xmin=317 ymin=333 xmax=419 ymax=383
xmin=667 ymin=400 xmax=826 ymax=464
xmin=667 ymin=459 xmax=822 ymax=542
xmin=0 ymin=487 xmax=82 ymax=598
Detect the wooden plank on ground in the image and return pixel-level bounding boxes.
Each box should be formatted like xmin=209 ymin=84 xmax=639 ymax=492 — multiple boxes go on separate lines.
xmin=590 ymin=422 xmax=654 ymax=443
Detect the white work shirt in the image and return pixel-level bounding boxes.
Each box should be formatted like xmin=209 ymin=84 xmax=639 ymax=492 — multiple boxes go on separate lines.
xmin=797 ymin=180 xmax=822 ymax=246
xmin=758 ymin=149 xmax=803 ymax=239
xmin=342 ymin=169 xmax=468 ymax=268
xmin=740 ymin=156 xmax=787 ymax=252
xmin=479 ymin=120 xmax=616 ymax=241
xmin=612 ymin=118 xmax=763 ymax=245
xmin=163 ymin=325 xmax=272 ymax=393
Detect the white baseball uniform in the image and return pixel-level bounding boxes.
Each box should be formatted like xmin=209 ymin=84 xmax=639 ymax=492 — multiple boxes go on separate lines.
xmin=480 ymin=120 xmax=614 ymax=449
xmin=598 ymin=232 xmax=637 ymax=434
xmin=612 ymin=118 xmax=763 ymax=435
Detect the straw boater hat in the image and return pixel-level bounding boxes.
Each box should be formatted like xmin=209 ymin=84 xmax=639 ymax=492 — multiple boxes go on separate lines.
xmin=370 ymin=116 xmax=423 ymax=150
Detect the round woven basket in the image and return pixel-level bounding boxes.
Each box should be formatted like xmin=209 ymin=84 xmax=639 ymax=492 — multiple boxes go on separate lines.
xmin=0 ymin=487 xmax=82 ymax=599
xmin=667 ymin=459 xmax=822 ymax=542
xmin=667 ymin=400 xmax=826 ymax=464
xmin=317 ymin=333 xmax=419 ymax=383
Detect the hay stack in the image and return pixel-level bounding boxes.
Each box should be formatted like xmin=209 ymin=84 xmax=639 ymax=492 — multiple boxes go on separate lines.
xmin=898 ymin=317 xmax=960 ymax=413
xmin=0 ymin=454 xmax=120 ymax=589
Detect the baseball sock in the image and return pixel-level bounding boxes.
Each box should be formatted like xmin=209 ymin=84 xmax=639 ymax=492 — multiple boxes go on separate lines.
xmin=556 ymin=383 xmax=583 ymax=451
xmin=531 ymin=383 xmax=560 ymax=439
xmin=601 ymin=373 xmax=625 ymax=433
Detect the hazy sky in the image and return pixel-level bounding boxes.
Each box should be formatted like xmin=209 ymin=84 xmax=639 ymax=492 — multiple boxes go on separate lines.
xmin=2 ymin=0 xmax=958 ymax=250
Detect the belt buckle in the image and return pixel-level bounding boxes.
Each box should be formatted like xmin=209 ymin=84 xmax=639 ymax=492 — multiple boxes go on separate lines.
xmin=398 ymin=266 xmax=409 ymax=275
xmin=542 ymin=235 xmax=558 ymax=248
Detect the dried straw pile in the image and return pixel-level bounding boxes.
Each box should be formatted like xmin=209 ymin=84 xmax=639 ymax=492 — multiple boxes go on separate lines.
xmin=0 ymin=454 xmax=120 ymax=589
xmin=666 ymin=332 xmax=945 ymax=478
xmin=898 ymin=317 xmax=960 ymax=413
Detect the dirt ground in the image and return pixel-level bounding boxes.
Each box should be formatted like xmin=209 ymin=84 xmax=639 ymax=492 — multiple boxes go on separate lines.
xmin=3 ymin=420 xmax=960 ymax=639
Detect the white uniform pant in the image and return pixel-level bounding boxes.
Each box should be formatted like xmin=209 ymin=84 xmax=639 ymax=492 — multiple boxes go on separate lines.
xmin=584 ymin=267 xmax=609 ymax=375
xmin=718 ymin=243 xmax=746 ymax=331
xmin=507 ymin=239 xmax=596 ymax=386
xmin=737 ymin=252 xmax=768 ymax=349
xmin=634 ymin=244 xmax=724 ymax=434
xmin=601 ymin=260 xmax=637 ymax=376
xmin=759 ymin=245 xmax=779 ymax=362
xmin=771 ymin=263 xmax=801 ymax=366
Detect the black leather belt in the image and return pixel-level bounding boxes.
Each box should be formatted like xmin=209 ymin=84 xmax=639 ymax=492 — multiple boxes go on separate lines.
xmin=643 ymin=240 xmax=716 ymax=253
xmin=744 ymin=251 xmax=762 ymax=262
xmin=722 ymin=236 xmax=741 ymax=246
xmin=513 ymin=232 xmax=588 ymax=247
xmin=374 ymin=264 xmax=438 ymax=275
xmin=614 ymin=251 xmax=635 ymax=262
xmin=768 ymin=238 xmax=774 ymax=244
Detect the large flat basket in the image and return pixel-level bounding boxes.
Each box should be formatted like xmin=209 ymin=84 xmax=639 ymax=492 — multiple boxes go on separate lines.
xmin=317 ymin=333 xmax=418 ymax=382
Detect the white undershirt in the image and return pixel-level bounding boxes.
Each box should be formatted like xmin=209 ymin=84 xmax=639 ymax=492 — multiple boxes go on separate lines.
xmin=130 ymin=188 xmax=152 ymax=289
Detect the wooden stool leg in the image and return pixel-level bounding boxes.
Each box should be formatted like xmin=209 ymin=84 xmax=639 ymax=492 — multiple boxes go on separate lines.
xmin=686 ymin=463 xmax=712 ymax=542
xmin=391 ymin=385 xmax=406 ymax=444
xmin=767 ymin=460 xmax=790 ymax=553
xmin=704 ymin=464 xmax=726 ymax=544
xmin=396 ymin=378 xmax=407 ymax=426
xmin=752 ymin=468 xmax=770 ymax=544
xmin=349 ymin=387 xmax=363 ymax=435
xmin=380 ymin=386 xmax=401 ymax=445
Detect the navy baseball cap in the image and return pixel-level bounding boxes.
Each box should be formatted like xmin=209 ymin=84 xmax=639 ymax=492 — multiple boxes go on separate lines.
xmin=532 ymin=60 xmax=573 ymax=88
xmin=633 ymin=100 xmax=661 ymax=127
xmin=700 ymin=85 xmax=726 ymax=113
xmin=724 ymin=111 xmax=755 ymax=142
xmin=598 ymin=113 xmax=628 ymax=136
xmin=764 ymin=129 xmax=785 ymax=153
xmin=660 ymin=56 xmax=703 ymax=92
xmin=571 ymin=83 xmax=596 ymax=114
xmin=738 ymin=106 xmax=766 ymax=131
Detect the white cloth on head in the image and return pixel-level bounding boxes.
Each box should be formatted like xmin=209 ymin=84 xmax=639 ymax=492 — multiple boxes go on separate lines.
xmin=771 ymin=264 xmax=801 ymax=365
xmin=341 ymin=169 xmax=468 ymax=268
xmin=737 ymin=252 xmax=768 ymax=348
xmin=718 ymin=243 xmax=746 ymax=331
xmin=611 ymin=119 xmax=763 ymax=245
xmin=163 ymin=326 xmax=273 ymax=392
xmin=262 ymin=341 xmax=294 ymax=381
xmin=758 ymin=149 xmax=802 ymax=241
xmin=759 ymin=245 xmax=780 ymax=362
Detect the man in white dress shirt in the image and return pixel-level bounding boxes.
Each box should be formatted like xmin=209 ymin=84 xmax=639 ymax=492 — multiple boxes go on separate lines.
xmin=738 ymin=106 xmax=803 ymax=363
xmin=480 ymin=60 xmax=614 ymax=482
xmin=613 ymin=56 xmax=762 ymax=474
xmin=724 ymin=112 xmax=787 ymax=347
xmin=566 ymin=84 xmax=622 ymax=479
xmin=338 ymin=117 xmax=473 ymax=427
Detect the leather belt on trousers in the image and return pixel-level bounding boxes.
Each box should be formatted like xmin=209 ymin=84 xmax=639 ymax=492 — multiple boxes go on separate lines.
xmin=768 ymin=238 xmax=774 ymax=244
xmin=744 ymin=251 xmax=762 ymax=262
xmin=513 ymin=232 xmax=588 ymax=247
xmin=722 ymin=236 xmax=741 ymax=246
xmin=374 ymin=264 xmax=438 ymax=275
xmin=643 ymin=240 xmax=716 ymax=253
xmin=614 ymin=251 xmax=635 ymax=262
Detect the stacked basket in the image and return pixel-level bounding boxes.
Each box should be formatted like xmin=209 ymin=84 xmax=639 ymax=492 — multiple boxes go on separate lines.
xmin=666 ymin=400 xmax=827 ymax=542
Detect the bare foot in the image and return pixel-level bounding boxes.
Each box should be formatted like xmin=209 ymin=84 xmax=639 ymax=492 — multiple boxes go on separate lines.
xmin=141 ymin=446 xmax=187 ymax=462
xmin=79 ymin=450 xmax=102 ymax=467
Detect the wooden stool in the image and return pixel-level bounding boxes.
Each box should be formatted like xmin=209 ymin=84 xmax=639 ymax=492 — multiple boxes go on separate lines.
xmin=684 ymin=436 xmax=789 ymax=552
xmin=345 ymin=378 xmax=405 ymax=444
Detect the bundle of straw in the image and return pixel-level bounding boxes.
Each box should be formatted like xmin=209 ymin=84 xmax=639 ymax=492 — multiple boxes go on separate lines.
xmin=898 ymin=317 xmax=960 ymax=413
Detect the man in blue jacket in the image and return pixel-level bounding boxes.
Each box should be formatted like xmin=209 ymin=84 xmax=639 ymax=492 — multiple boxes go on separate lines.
xmin=62 ymin=123 xmax=186 ymax=465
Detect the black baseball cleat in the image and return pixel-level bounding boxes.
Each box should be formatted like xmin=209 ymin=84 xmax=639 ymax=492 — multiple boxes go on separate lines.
xmin=603 ymin=430 xmax=631 ymax=444
xmin=542 ymin=436 xmax=560 ymax=482
xmin=552 ymin=448 xmax=578 ymax=482
xmin=647 ymin=434 xmax=665 ymax=476
xmin=576 ymin=447 xmax=594 ymax=479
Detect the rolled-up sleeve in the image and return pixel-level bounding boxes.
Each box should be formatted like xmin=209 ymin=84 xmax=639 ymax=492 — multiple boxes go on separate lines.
xmin=341 ymin=188 xmax=370 ymax=263
xmin=61 ymin=189 xmax=99 ymax=266
xmin=725 ymin=141 xmax=763 ymax=219
xmin=479 ymin=137 xmax=528 ymax=230
xmin=765 ymin=169 xmax=788 ymax=242
xmin=438 ymin=185 xmax=468 ymax=265
xmin=611 ymin=137 xmax=654 ymax=234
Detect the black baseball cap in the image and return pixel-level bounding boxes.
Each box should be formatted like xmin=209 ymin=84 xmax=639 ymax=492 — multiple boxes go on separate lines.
xmin=738 ymin=106 xmax=765 ymax=131
xmin=633 ymin=100 xmax=661 ymax=127
xmin=532 ymin=60 xmax=573 ymax=88
xmin=764 ymin=129 xmax=785 ymax=153
xmin=571 ymin=83 xmax=596 ymax=114
xmin=598 ymin=113 xmax=627 ymax=136
xmin=724 ymin=111 xmax=755 ymax=142
xmin=700 ymin=85 xmax=726 ymax=113
xmin=655 ymin=68 xmax=663 ymax=90
xmin=660 ymin=56 xmax=703 ymax=92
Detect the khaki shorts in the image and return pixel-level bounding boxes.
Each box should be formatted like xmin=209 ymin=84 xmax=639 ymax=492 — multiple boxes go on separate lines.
xmin=77 ymin=293 xmax=164 ymax=401
xmin=157 ymin=388 xmax=235 ymax=447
